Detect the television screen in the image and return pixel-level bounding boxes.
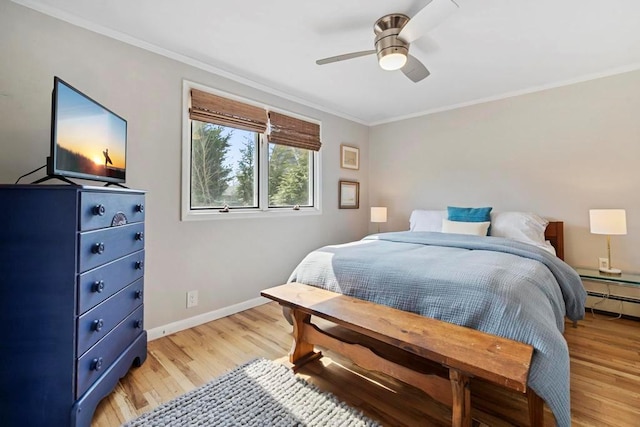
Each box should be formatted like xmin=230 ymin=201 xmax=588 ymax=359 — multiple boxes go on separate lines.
xmin=50 ymin=77 xmax=127 ymax=183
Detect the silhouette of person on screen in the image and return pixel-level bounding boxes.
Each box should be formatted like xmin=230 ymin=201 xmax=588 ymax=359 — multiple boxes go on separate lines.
xmin=103 ymin=148 xmax=113 ymax=167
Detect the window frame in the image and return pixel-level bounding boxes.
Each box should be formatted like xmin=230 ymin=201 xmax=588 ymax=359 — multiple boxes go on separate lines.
xmin=181 ymin=80 xmax=322 ymax=221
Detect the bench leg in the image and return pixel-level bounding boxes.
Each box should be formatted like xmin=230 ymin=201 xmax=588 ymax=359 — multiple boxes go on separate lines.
xmin=527 ymin=387 xmax=544 ymax=427
xmin=288 ymin=308 xmax=322 ymax=370
xmin=449 ymin=369 xmax=471 ymax=427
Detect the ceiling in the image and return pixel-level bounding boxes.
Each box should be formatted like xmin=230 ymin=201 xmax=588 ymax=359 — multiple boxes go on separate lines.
xmin=14 ymin=0 xmax=640 ymax=125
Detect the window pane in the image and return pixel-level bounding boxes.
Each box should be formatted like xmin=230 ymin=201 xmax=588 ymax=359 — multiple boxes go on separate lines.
xmin=190 ymin=121 xmax=258 ymax=209
xmin=268 ymin=143 xmax=313 ymax=207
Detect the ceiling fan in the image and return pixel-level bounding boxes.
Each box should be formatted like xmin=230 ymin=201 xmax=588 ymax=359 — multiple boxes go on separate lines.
xmin=315 ymin=0 xmax=459 ymax=83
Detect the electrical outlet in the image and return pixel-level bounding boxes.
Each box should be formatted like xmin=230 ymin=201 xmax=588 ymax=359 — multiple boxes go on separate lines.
xmin=186 ymin=290 xmax=199 ymax=308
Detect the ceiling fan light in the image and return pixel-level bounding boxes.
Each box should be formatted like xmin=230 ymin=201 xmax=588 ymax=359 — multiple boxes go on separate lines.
xmin=379 ymin=52 xmax=407 ymax=71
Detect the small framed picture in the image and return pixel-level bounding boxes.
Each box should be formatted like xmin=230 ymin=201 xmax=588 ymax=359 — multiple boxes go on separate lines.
xmin=340 ymin=144 xmax=359 ymax=170
xmin=598 ymin=257 xmax=610 ymax=270
xmin=339 ymin=180 xmax=359 ymax=209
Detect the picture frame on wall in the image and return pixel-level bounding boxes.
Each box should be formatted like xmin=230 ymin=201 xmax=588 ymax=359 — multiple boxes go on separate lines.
xmin=340 ymin=144 xmax=359 ymax=170
xmin=339 ymin=180 xmax=359 ymax=209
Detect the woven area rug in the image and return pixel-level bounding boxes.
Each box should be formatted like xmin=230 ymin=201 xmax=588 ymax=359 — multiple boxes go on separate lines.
xmin=123 ymin=358 xmax=380 ymax=426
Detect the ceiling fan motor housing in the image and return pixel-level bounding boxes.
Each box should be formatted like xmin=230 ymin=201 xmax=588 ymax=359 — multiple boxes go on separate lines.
xmin=374 ymin=14 xmax=410 ymax=69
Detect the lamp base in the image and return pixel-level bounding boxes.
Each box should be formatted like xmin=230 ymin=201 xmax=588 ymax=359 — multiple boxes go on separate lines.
xmin=599 ymin=267 xmax=622 ymax=276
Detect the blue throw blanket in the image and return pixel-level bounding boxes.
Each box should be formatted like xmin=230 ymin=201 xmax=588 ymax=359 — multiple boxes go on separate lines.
xmin=288 ymin=231 xmax=586 ymax=427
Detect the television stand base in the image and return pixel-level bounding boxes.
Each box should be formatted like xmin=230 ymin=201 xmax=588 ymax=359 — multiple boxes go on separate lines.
xmin=31 ymin=175 xmax=80 ymax=186
xmin=104 ymin=182 xmax=129 ymax=189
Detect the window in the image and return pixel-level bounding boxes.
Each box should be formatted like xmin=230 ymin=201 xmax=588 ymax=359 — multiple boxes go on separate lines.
xmin=190 ymin=121 xmax=258 ymax=209
xmin=268 ymin=143 xmax=313 ymax=208
xmin=182 ymin=83 xmax=321 ymax=220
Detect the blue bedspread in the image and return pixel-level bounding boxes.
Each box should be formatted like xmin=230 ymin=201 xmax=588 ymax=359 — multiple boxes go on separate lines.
xmin=288 ymin=231 xmax=586 ymax=427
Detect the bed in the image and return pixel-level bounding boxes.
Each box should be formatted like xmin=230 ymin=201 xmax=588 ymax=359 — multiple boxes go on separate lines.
xmin=286 ymin=210 xmax=586 ymax=427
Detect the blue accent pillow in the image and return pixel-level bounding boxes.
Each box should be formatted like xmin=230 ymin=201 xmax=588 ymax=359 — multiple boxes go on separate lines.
xmin=447 ymin=206 xmax=493 ymax=234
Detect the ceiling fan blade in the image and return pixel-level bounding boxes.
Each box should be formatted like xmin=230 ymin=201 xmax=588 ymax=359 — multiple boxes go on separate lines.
xmin=401 ymin=55 xmax=430 ymax=83
xmin=398 ymin=0 xmax=459 ymax=44
xmin=316 ymin=50 xmax=376 ymax=65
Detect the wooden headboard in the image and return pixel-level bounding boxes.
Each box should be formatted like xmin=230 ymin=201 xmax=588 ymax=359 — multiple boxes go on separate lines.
xmin=545 ymin=221 xmax=564 ymax=261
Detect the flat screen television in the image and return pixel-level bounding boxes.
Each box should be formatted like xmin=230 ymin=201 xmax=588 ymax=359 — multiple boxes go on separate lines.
xmin=47 ymin=77 xmax=127 ymax=184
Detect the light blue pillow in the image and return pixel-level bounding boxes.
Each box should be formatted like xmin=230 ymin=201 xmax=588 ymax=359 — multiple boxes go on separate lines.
xmin=447 ymin=206 xmax=493 ymax=234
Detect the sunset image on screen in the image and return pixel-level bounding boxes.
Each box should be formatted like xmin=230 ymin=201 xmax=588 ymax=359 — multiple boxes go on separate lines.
xmin=54 ymin=82 xmax=126 ymax=180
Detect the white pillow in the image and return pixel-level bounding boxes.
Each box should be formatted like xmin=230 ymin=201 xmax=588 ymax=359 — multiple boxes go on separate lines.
xmin=442 ymin=219 xmax=491 ymax=236
xmin=490 ymin=212 xmax=556 ymax=255
xmin=409 ymin=210 xmax=447 ymax=232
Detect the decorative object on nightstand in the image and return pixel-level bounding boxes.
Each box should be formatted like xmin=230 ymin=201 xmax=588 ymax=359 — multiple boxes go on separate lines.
xmin=371 ymin=206 xmax=387 ymax=232
xmin=589 ymin=209 xmax=627 ymax=275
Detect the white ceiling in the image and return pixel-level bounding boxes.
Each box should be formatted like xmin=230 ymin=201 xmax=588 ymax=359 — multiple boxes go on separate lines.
xmin=14 ymin=0 xmax=640 ymax=125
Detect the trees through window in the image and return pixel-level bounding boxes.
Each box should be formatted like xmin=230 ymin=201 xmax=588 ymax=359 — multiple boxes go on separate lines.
xmin=190 ymin=122 xmax=258 ymax=209
xmin=268 ymin=143 xmax=312 ymax=207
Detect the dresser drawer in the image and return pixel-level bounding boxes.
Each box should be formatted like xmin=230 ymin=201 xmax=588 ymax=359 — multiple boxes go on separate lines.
xmin=77 ymin=278 xmax=144 ymax=357
xmin=79 ymin=191 xmax=145 ymax=231
xmin=76 ymin=305 xmax=144 ymax=398
xmin=78 ymin=250 xmax=144 ymax=314
xmin=78 ymin=222 xmax=145 ymax=273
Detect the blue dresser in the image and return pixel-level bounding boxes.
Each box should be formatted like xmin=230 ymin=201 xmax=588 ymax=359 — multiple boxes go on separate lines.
xmin=0 ymin=185 xmax=147 ymax=426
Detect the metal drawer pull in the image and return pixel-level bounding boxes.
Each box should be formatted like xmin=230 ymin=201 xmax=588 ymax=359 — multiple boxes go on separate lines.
xmin=135 ymin=289 xmax=143 ymax=300
xmin=135 ymin=319 xmax=143 ymax=329
xmin=91 ymin=357 xmax=104 ymax=371
xmin=92 ymin=280 xmax=105 ymax=293
xmin=92 ymin=242 xmax=105 ymax=254
xmin=135 ymin=260 xmax=144 ymax=270
xmin=135 ymin=232 xmax=144 ymax=241
xmin=93 ymin=204 xmax=106 ymax=216
xmin=135 ymin=204 xmax=144 ymax=213
xmin=92 ymin=319 xmax=104 ymax=332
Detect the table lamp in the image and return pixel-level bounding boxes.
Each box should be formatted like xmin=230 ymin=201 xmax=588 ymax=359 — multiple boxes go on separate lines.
xmin=371 ymin=207 xmax=387 ymax=233
xmin=589 ymin=209 xmax=627 ymax=275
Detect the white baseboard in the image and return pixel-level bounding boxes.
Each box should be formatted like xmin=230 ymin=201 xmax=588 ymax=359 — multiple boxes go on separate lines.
xmin=147 ymin=296 xmax=270 ymax=341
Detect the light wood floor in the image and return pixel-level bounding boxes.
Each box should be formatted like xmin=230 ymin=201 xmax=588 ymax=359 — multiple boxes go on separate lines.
xmin=92 ymin=303 xmax=639 ymax=426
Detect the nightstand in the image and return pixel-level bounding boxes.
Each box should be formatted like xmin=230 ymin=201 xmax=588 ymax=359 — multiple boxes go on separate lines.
xmin=574 ymin=267 xmax=640 ymax=320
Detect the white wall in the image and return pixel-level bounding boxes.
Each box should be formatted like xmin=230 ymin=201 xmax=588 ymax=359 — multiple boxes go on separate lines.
xmin=0 ymin=1 xmax=370 ymax=330
xmin=369 ymin=70 xmax=640 ymax=271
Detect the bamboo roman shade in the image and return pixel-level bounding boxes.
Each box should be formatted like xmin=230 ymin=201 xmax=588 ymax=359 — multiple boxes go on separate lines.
xmin=190 ymin=89 xmax=268 ymax=133
xmin=268 ymin=112 xmax=322 ymax=152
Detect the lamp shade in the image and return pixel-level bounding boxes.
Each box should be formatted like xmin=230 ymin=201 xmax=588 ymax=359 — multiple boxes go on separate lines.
xmin=371 ymin=207 xmax=387 ymax=223
xmin=589 ymin=209 xmax=627 ymax=235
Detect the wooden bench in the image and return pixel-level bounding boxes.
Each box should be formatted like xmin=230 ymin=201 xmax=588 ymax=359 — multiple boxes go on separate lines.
xmin=261 ymin=282 xmax=544 ymax=427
